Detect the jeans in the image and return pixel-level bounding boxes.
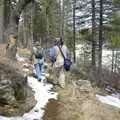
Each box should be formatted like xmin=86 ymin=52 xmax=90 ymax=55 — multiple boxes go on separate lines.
xmin=34 ymin=63 xmax=42 ymax=80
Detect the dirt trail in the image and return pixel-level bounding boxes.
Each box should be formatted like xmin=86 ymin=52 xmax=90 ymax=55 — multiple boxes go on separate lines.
xmin=43 ymin=99 xmax=59 ymax=120
xmin=43 ymin=84 xmax=120 ymax=120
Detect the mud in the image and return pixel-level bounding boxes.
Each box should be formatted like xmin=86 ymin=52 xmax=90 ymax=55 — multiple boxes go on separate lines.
xmin=43 ymin=99 xmax=60 ymax=120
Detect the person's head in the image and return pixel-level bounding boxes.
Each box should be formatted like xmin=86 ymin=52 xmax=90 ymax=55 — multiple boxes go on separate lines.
xmin=54 ymin=38 xmax=60 ymax=46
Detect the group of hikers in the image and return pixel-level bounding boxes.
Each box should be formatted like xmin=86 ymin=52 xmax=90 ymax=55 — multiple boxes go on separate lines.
xmin=30 ymin=37 xmax=72 ymax=88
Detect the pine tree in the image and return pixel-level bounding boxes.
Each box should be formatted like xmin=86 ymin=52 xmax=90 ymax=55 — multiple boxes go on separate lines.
xmin=98 ymin=0 xmax=103 ymax=72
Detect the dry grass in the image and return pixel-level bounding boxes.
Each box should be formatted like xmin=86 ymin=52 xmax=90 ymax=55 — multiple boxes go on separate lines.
xmin=54 ymin=84 xmax=120 ymax=120
xmin=17 ymin=48 xmax=31 ymax=57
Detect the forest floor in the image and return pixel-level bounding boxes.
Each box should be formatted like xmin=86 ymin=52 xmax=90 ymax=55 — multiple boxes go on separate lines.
xmin=43 ymin=81 xmax=120 ymax=120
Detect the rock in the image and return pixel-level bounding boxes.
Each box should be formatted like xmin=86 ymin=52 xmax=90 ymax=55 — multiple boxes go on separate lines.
xmin=34 ymin=109 xmax=39 ymax=112
xmin=0 ymin=80 xmax=15 ymax=105
xmin=76 ymin=80 xmax=93 ymax=92
xmin=0 ymin=60 xmax=36 ymax=116
xmin=0 ymin=79 xmax=11 ymax=85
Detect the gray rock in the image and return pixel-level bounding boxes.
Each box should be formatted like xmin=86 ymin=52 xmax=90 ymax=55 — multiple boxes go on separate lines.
xmin=0 ymin=79 xmax=11 ymax=86
xmin=76 ymin=80 xmax=93 ymax=92
xmin=0 ymin=80 xmax=15 ymax=104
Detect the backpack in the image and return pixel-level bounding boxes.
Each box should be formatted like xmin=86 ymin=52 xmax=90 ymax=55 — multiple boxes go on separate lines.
xmin=48 ymin=47 xmax=56 ymax=63
xmin=64 ymin=58 xmax=72 ymax=71
xmin=35 ymin=48 xmax=43 ymax=59
xmin=58 ymin=45 xmax=72 ymax=71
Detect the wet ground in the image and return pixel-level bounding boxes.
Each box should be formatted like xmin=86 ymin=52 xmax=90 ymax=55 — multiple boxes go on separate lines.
xmin=43 ymin=99 xmax=59 ymax=120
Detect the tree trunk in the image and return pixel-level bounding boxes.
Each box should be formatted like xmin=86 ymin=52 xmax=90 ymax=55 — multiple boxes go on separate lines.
xmin=6 ymin=0 xmax=32 ymax=59
xmin=114 ymin=50 xmax=118 ymax=72
xmin=91 ymin=0 xmax=96 ymax=68
xmin=3 ymin=0 xmax=10 ymax=38
xmin=46 ymin=9 xmax=49 ymax=50
xmin=23 ymin=10 xmax=27 ymax=48
xmin=0 ymin=0 xmax=4 ymax=43
xmin=98 ymin=0 xmax=103 ymax=73
xmin=73 ymin=0 xmax=76 ymax=63
xmin=59 ymin=0 xmax=61 ymax=36
xmin=61 ymin=0 xmax=65 ymax=38
xmin=29 ymin=2 xmax=34 ymax=48
xmin=111 ymin=49 xmax=115 ymax=73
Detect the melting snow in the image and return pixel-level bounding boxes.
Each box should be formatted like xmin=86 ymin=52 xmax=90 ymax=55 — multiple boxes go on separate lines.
xmin=96 ymin=94 xmax=120 ymax=108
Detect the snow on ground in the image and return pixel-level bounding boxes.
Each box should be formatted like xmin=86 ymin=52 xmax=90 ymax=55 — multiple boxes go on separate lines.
xmin=96 ymin=94 xmax=120 ymax=109
xmin=102 ymin=49 xmax=112 ymax=69
xmin=0 ymin=77 xmax=57 ymax=120
xmin=16 ymin=54 xmax=28 ymax=62
xmin=76 ymin=44 xmax=113 ymax=68
xmin=76 ymin=44 xmax=84 ymax=57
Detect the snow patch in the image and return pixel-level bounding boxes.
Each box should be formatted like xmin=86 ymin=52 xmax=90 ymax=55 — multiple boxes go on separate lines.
xmin=96 ymin=94 xmax=120 ymax=108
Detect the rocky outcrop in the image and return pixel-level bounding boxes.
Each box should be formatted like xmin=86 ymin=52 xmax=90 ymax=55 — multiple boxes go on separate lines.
xmin=76 ymin=80 xmax=93 ymax=92
xmin=0 ymin=80 xmax=15 ymax=105
xmin=0 ymin=58 xmax=36 ymax=116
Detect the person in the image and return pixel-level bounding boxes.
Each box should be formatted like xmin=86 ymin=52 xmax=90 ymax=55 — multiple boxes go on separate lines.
xmin=53 ymin=37 xmax=70 ymax=88
xmin=30 ymin=42 xmax=44 ymax=81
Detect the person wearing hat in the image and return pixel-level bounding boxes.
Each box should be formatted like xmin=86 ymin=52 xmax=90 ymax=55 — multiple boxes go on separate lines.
xmin=30 ymin=41 xmax=44 ymax=81
xmin=53 ymin=37 xmax=70 ymax=88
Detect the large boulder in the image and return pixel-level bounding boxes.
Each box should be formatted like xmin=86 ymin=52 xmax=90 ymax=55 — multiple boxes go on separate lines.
xmin=0 ymin=59 xmax=36 ymax=116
